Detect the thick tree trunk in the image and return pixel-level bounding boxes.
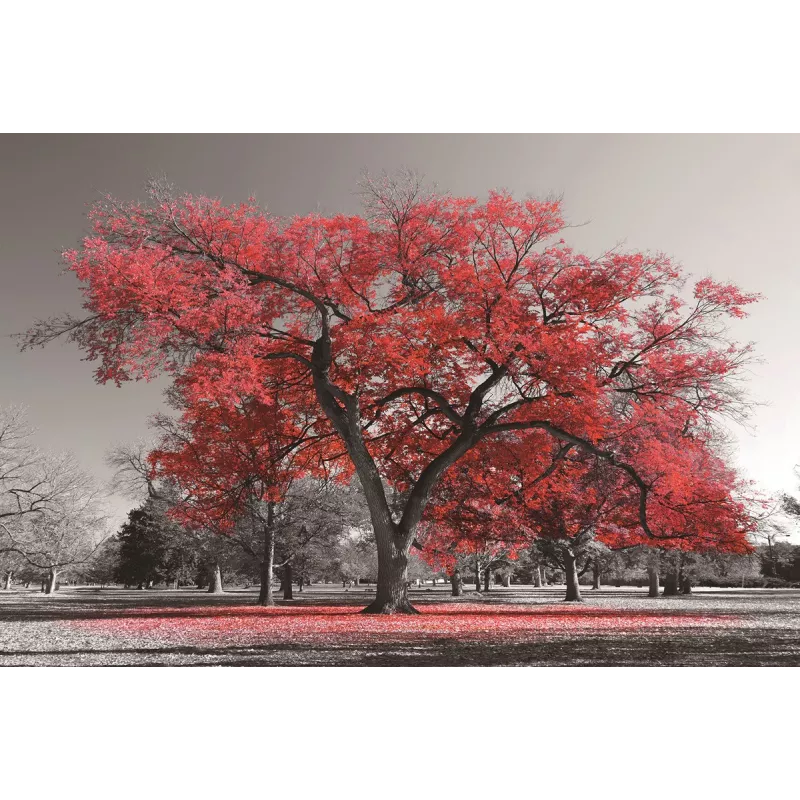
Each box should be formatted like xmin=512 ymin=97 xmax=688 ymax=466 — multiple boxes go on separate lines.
xmin=283 ymin=562 xmax=293 ymax=600
xmin=484 ymin=567 xmax=491 ymax=592
xmin=592 ymin=560 xmax=601 ymax=590
xmin=563 ymin=552 xmax=583 ymax=602
xmin=474 ymin=562 xmax=482 ymax=592
xmin=502 ymin=573 xmax=511 ymax=587
xmin=44 ymin=569 xmax=57 ymax=595
xmin=315 ymin=315 xmax=478 ymax=614
xmin=451 ymin=568 xmax=463 ymax=597
xmin=207 ymin=564 xmax=224 ymax=594
xmin=533 ymin=566 xmax=543 ymax=588
xmin=663 ymin=571 xmax=679 ymax=596
xmin=3 ymin=571 xmax=11 ymax=590
xmin=680 ymin=574 xmax=693 ymax=594
xmin=258 ymin=505 xmax=276 ymax=607
xmin=647 ymin=566 xmax=660 ymax=597
xmin=361 ymin=532 xmax=417 ymax=614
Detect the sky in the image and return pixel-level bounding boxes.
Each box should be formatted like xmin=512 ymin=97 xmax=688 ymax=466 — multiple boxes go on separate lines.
xmin=1 ymin=134 xmax=798 ymax=529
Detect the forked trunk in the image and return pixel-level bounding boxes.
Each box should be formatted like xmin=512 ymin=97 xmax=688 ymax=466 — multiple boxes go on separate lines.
xmin=283 ymin=562 xmax=293 ymax=600
xmin=592 ymin=560 xmax=601 ymax=590
xmin=361 ymin=531 xmax=417 ymax=614
xmin=312 ymin=323 xmax=484 ymax=614
xmin=451 ymin=568 xmax=463 ymax=597
xmin=207 ymin=564 xmax=224 ymax=594
xmin=258 ymin=506 xmax=276 ymax=607
xmin=44 ymin=569 xmax=57 ymax=595
xmin=663 ymin=571 xmax=679 ymax=596
xmin=564 ymin=552 xmax=583 ymax=602
xmin=647 ymin=566 xmax=660 ymax=597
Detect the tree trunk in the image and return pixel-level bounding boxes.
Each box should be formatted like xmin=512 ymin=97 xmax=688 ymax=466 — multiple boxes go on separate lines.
xmin=283 ymin=562 xmax=294 ymax=600
xmin=207 ymin=564 xmax=224 ymax=594
xmin=361 ymin=533 xmax=417 ymax=614
xmin=592 ymin=560 xmax=601 ymax=590
xmin=451 ymin=568 xmax=463 ymax=597
xmin=258 ymin=504 xmax=276 ymax=606
xmin=564 ymin=552 xmax=583 ymax=602
xmin=3 ymin=571 xmax=11 ymax=590
xmin=474 ymin=562 xmax=482 ymax=592
xmin=172 ymin=578 xmax=179 ymax=590
xmin=502 ymin=573 xmax=511 ymax=587
xmin=298 ymin=575 xmax=304 ymax=592
xmin=44 ymin=568 xmax=57 ymax=595
xmin=680 ymin=574 xmax=693 ymax=594
xmin=484 ymin=567 xmax=491 ymax=592
xmin=533 ymin=566 xmax=543 ymax=588
xmin=647 ymin=566 xmax=660 ymax=597
xmin=663 ymin=571 xmax=679 ymax=596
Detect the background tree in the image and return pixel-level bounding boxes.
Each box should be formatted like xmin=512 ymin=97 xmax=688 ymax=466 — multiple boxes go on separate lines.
xmin=334 ymin=529 xmax=379 ymax=586
xmin=1 ymin=448 xmax=109 ymax=593
xmin=82 ymin=536 xmax=122 ymax=588
xmin=1 ymin=549 xmax=27 ymax=590
xmin=115 ymin=499 xmax=200 ymax=589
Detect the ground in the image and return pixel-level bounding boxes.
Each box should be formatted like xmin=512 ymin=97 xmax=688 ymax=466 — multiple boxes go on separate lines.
xmin=1 ymin=584 xmax=799 ymax=666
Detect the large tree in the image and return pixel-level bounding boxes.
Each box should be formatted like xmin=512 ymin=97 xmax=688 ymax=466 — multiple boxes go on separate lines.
xmin=22 ymin=176 xmax=759 ymax=612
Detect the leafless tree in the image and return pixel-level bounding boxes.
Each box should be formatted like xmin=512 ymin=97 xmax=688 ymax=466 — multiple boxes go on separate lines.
xmin=1 ymin=407 xmax=111 ymax=592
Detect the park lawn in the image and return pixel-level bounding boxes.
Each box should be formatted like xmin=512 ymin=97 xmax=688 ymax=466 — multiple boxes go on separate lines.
xmin=1 ymin=586 xmax=799 ymax=666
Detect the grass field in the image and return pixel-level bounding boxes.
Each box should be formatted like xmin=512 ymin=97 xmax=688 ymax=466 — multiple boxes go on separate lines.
xmin=1 ymin=584 xmax=799 ymax=666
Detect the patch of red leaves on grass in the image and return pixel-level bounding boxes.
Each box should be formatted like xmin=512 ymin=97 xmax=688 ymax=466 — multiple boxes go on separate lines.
xmin=66 ymin=603 xmax=736 ymax=649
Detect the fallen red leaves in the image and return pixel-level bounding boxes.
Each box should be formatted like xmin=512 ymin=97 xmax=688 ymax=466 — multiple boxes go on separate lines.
xmin=68 ymin=603 xmax=735 ymax=649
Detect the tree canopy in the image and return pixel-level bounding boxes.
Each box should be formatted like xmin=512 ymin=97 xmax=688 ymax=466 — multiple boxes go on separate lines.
xmin=23 ymin=175 xmax=760 ymax=611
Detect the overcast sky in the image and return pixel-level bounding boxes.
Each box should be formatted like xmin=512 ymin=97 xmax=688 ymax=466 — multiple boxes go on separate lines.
xmin=1 ymin=134 xmax=798 ymax=527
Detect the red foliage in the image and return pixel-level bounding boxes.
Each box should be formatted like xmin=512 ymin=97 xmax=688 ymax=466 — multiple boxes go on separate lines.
xmin=147 ymin=373 xmax=334 ymax=532
xmin=419 ymin=407 xmax=757 ymax=576
xmin=36 ymin=179 xmax=760 ymax=604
